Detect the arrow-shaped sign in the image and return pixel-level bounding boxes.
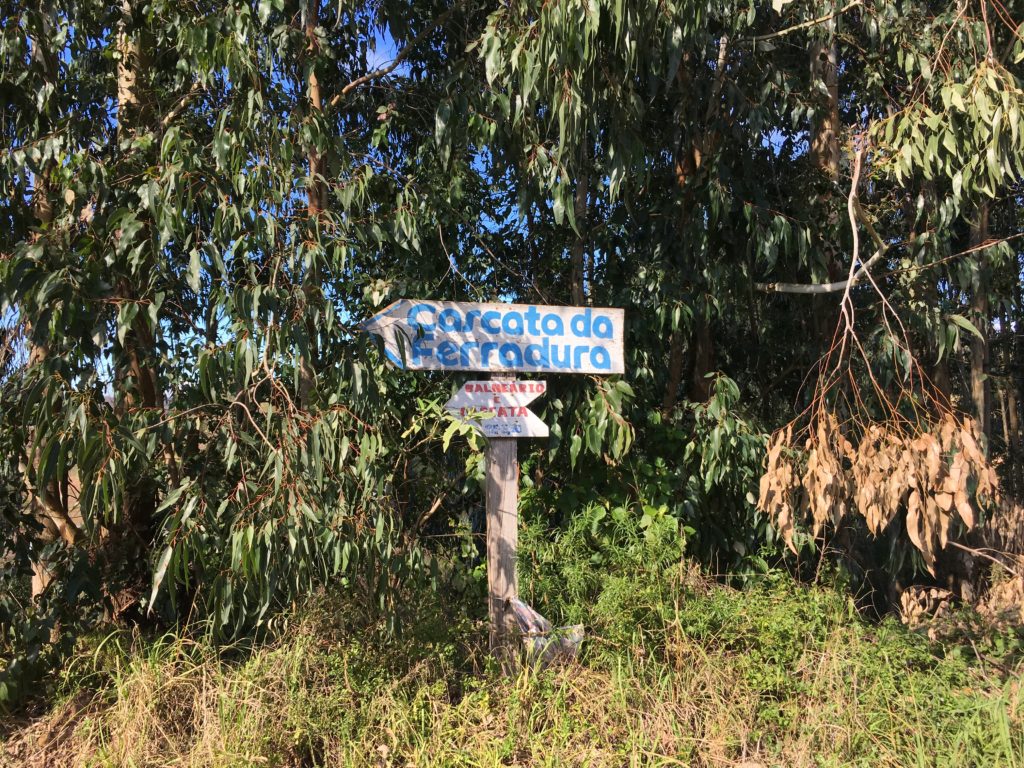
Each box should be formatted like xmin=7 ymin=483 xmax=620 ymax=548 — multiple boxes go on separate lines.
xmin=361 ymin=298 xmax=625 ymax=659
xmin=360 ymin=299 xmax=624 ymax=374
xmin=444 ymin=380 xmax=549 ymax=438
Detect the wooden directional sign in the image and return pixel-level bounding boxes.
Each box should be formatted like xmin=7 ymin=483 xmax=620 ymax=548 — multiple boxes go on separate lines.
xmin=361 ymin=300 xmax=624 ymax=374
xmin=444 ymin=380 xmax=548 ymax=438
xmin=359 ymin=299 xmax=626 ymax=666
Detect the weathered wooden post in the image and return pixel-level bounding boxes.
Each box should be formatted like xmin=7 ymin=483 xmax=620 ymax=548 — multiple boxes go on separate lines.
xmin=361 ymin=301 xmax=624 ymax=666
xmin=485 ymin=372 xmax=519 ymax=659
xmin=443 ymin=373 xmax=548 ymax=663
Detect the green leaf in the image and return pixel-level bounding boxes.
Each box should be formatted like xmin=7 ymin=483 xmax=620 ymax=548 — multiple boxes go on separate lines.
xmin=116 ymin=302 xmax=139 ymax=347
xmin=156 ymin=481 xmax=189 ymax=517
xmin=188 ymin=249 xmax=202 ymax=292
xmin=552 ymin=185 xmax=565 ymax=225
xmin=569 ymin=433 xmax=582 ymax=468
xmin=442 ymin=419 xmax=461 ymax=451
xmin=484 ymin=34 xmax=502 ymax=85
xmin=149 ymin=546 xmax=174 ymax=609
xmin=947 ymin=313 xmax=985 ymax=340
xmin=434 ymin=101 xmax=451 ymax=148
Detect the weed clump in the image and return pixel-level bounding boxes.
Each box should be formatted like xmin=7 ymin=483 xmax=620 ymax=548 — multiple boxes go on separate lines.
xmin=2 ymin=515 xmax=1022 ymax=767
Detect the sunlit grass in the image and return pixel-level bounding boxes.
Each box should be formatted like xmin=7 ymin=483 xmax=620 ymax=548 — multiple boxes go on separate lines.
xmin=4 ymin=571 xmax=1021 ymax=767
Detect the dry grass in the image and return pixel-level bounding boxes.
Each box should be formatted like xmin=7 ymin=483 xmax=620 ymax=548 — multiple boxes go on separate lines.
xmin=3 ymin=577 xmax=1022 ymax=768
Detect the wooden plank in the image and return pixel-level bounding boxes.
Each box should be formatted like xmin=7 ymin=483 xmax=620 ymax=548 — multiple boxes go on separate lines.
xmin=362 ymin=300 xmax=625 ymax=374
xmin=443 ymin=380 xmax=549 ymax=438
xmin=485 ymin=373 xmax=519 ymax=666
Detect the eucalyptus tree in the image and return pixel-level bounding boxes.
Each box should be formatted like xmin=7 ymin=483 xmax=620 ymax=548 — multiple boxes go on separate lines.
xmin=2 ymin=0 xmax=1023 ymax=707
xmin=476 ymin=0 xmax=1024 ymax=585
xmin=0 ymin=0 xmax=503 ymax=701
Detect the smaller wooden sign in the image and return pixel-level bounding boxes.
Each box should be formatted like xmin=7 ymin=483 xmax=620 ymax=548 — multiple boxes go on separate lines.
xmin=444 ymin=380 xmax=549 ymax=438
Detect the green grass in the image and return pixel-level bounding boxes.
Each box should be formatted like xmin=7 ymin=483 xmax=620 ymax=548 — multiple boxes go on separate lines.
xmin=3 ymin=571 xmax=1021 ymax=768
xmin=3 ymin=510 xmax=1022 ymax=766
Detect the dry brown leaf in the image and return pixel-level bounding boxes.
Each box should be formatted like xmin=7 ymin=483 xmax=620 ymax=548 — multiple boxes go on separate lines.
xmin=907 ymin=490 xmax=924 ymax=554
xmin=955 ymin=492 xmax=974 ymax=529
xmin=759 ymin=411 xmax=1001 ymax=571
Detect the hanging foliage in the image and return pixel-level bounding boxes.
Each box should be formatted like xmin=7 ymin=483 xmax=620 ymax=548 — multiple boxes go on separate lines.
xmin=3 ymin=0 xmax=1024 ymax=708
xmin=760 ymin=412 xmax=1001 ymax=572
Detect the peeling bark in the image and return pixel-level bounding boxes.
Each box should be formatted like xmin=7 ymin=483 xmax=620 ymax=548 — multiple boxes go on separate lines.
xmin=569 ymin=159 xmax=589 ymax=306
xmin=299 ymin=0 xmax=323 ymax=407
xmin=969 ymin=203 xmax=990 ymax=446
xmin=661 ymin=330 xmax=685 ymax=414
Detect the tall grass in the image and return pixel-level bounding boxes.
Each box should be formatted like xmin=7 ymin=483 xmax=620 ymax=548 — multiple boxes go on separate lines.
xmin=3 ymin=510 xmax=1022 ymax=767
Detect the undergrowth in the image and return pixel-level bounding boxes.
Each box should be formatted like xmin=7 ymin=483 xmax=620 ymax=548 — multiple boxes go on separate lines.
xmin=2 ymin=509 xmax=1022 ymax=767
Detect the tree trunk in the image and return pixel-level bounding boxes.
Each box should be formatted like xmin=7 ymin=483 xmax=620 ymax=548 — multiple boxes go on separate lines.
xmin=117 ymin=0 xmax=151 ymax=127
xmin=1008 ymin=382 xmax=1022 ymax=496
xmin=661 ymin=330 xmax=685 ymax=414
xmin=999 ymin=385 xmax=1011 ymax=453
xmin=925 ymin=274 xmax=953 ymax=406
xmin=569 ymin=151 xmax=589 ymax=306
xmin=299 ymin=0 xmax=323 ymax=407
xmin=969 ymin=203 xmax=990 ymax=446
xmin=809 ymin=14 xmax=841 ymax=363
xmin=116 ymin=0 xmax=159 ymax=416
xmin=1007 ymin=276 xmax=1023 ymax=495
xmin=662 ymin=39 xmax=727 ymax=413
xmin=919 ymin=183 xmax=953 ymax=406
xmin=26 ymin=7 xmax=82 ymax=598
xmin=112 ymin=0 xmax=162 ymax=568
xmin=688 ymin=316 xmax=714 ymax=402
xmin=809 ymin=20 xmax=840 ymax=180
xmin=660 ymin=128 xmax=694 ymax=413
xmin=931 ymin=354 xmax=953 ymax=407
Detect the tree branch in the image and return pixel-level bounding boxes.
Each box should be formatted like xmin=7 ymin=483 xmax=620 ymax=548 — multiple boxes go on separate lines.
xmin=755 ymin=244 xmax=887 ymax=294
xmin=329 ymin=7 xmax=456 ymax=107
xmin=160 ymin=84 xmax=202 ymax=129
xmin=756 ymin=145 xmax=892 ymax=295
xmin=750 ymin=0 xmax=862 ymax=44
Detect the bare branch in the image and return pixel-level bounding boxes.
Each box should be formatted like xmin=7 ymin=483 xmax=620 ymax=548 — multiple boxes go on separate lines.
xmin=840 ymin=144 xmax=866 ymax=309
xmin=329 ymin=7 xmax=456 ymax=107
xmin=756 ymin=144 xmax=888 ymax=296
xmin=750 ymin=0 xmax=862 ymax=44
xmin=160 ymin=84 xmax=202 ymax=129
xmin=755 ymin=244 xmax=888 ymax=294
